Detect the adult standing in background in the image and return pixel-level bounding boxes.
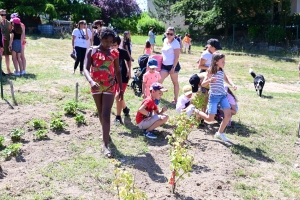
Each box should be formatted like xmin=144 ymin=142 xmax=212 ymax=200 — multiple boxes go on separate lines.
xmin=123 ymin=31 xmax=134 ymax=61
xmin=148 ymin=27 xmax=155 ymax=53
xmin=92 ymin=20 xmax=104 ymax=46
xmin=0 ymin=27 xmax=5 ymax=76
xmin=159 ymin=27 xmax=181 ymax=104
xmin=72 ymin=20 xmax=89 ymax=75
xmin=0 ymin=9 xmax=12 ymax=74
xmin=198 ymin=38 xmax=222 ymax=73
xmin=10 ymin=13 xmax=26 ymax=74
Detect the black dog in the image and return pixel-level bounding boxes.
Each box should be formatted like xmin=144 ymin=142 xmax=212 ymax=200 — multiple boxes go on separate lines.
xmin=249 ymin=68 xmax=265 ymax=97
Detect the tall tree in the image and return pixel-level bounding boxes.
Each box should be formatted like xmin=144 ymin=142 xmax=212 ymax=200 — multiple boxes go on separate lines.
xmin=86 ymin=0 xmax=141 ymax=24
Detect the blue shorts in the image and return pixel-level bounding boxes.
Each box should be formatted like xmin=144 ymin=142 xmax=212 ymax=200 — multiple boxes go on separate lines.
xmin=207 ymin=94 xmax=231 ymax=114
xmin=161 ymin=63 xmax=181 ymax=73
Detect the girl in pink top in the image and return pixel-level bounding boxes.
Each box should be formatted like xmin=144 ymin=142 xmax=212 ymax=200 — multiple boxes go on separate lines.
xmin=143 ymin=40 xmax=152 ymax=55
xmin=142 ymin=58 xmax=161 ymax=98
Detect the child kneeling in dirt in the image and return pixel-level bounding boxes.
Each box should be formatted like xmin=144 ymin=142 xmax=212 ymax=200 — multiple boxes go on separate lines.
xmin=136 ymin=82 xmax=169 ymax=139
xmin=176 ymin=85 xmax=195 ymax=117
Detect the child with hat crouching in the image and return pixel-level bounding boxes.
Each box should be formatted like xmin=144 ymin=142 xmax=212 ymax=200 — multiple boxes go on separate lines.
xmin=136 ymin=82 xmax=169 ymax=139
xmin=176 ymin=85 xmax=195 ymax=117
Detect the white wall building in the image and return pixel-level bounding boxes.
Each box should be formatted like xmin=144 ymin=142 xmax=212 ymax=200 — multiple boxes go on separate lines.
xmin=291 ymin=0 xmax=300 ymax=14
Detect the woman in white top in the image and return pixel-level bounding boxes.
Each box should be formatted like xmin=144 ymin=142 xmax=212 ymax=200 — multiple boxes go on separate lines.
xmin=159 ymin=27 xmax=181 ymax=104
xmin=72 ymin=20 xmax=89 ymax=75
xmin=198 ymin=38 xmax=222 ymax=73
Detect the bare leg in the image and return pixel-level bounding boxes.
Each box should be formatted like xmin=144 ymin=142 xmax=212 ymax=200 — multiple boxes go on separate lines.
xmin=17 ymin=53 xmax=23 ymax=72
xmin=5 ymin=55 xmax=11 ymax=73
xmin=159 ymin=71 xmax=169 ymax=84
xmin=170 ymin=72 xmax=179 ymax=102
xmin=146 ymin=115 xmax=169 ymax=132
xmin=218 ymin=108 xmax=231 ymax=133
xmin=11 ymin=52 xmax=19 ymax=73
xmin=21 ymin=46 xmax=26 ymax=71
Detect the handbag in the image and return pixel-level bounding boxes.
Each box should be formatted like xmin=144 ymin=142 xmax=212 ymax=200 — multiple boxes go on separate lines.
xmin=70 ymin=49 xmax=77 ymax=60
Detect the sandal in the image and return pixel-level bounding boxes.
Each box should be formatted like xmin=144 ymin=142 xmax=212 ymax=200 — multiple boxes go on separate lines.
xmin=102 ymin=147 xmax=114 ymax=158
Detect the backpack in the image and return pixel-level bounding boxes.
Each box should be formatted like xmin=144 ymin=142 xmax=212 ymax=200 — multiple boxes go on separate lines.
xmin=138 ymin=54 xmax=150 ymax=70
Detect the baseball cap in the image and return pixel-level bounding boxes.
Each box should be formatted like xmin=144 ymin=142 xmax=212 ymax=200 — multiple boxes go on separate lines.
xmin=10 ymin=13 xmax=19 ymax=19
xmin=183 ymin=85 xmax=192 ymax=96
xmin=150 ymin=82 xmax=168 ymax=92
xmin=207 ymin=38 xmax=222 ymax=50
xmin=189 ymin=74 xmax=200 ymax=93
xmin=12 ymin=17 xmax=21 ymax=24
xmin=148 ymin=58 xmax=158 ymax=68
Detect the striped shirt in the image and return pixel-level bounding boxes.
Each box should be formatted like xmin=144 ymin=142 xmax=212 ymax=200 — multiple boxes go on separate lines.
xmin=209 ymin=70 xmax=226 ymax=95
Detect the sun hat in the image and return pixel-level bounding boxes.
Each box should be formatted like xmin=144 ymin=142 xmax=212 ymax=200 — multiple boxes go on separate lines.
xmin=10 ymin=13 xmax=19 ymax=19
xmin=12 ymin=17 xmax=21 ymax=24
xmin=189 ymin=74 xmax=200 ymax=93
xmin=150 ymin=82 xmax=168 ymax=92
xmin=183 ymin=85 xmax=193 ymax=96
xmin=207 ymin=38 xmax=222 ymax=50
xmin=147 ymin=58 xmax=158 ymax=69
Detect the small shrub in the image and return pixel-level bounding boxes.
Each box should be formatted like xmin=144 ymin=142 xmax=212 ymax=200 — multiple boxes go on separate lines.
xmin=50 ymin=118 xmax=68 ymax=131
xmin=33 ymin=129 xmax=48 ymax=140
xmin=74 ymin=113 xmax=87 ymax=124
xmin=64 ymin=101 xmax=78 ymax=115
xmin=0 ymin=136 xmax=4 ymax=148
xmin=30 ymin=119 xmax=47 ymax=129
xmin=10 ymin=129 xmax=25 ymax=142
xmin=137 ymin=12 xmax=165 ymax=35
xmin=0 ymin=143 xmax=22 ymax=160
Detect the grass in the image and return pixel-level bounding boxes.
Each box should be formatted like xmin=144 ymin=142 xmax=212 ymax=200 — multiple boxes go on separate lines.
xmin=0 ymin=34 xmax=300 ymax=199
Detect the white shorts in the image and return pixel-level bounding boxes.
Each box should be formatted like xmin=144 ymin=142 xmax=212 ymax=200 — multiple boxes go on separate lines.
xmin=184 ymin=42 xmax=190 ymax=48
xmin=138 ymin=114 xmax=161 ymax=130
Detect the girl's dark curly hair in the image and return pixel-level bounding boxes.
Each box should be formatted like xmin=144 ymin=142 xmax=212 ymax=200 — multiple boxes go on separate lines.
xmin=99 ymin=27 xmax=116 ymax=40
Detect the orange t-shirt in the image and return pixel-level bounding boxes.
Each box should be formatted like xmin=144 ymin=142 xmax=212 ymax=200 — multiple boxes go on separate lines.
xmin=183 ymin=36 xmax=191 ymax=43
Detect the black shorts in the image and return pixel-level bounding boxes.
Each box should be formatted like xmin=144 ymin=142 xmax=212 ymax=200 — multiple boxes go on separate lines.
xmin=161 ymin=63 xmax=181 ymax=73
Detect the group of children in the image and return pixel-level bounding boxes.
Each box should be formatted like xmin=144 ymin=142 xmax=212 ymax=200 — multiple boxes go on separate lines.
xmin=135 ymin=51 xmax=238 ymax=142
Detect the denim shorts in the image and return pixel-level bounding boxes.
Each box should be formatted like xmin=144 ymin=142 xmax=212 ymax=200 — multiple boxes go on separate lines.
xmin=161 ymin=63 xmax=181 ymax=73
xmin=207 ymin=94 xmax=231 ymax=114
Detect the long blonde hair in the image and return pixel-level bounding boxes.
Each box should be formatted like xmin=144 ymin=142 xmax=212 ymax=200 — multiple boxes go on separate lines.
xmin=208 ymin=52 xmax=225 ymax=74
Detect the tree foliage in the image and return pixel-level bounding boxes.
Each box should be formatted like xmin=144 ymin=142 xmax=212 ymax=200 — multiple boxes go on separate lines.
xmin=86 ymin=0 xmax=141 ymax=24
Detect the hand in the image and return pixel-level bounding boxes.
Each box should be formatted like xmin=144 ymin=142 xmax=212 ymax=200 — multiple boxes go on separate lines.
xmin=142 ymin=94 xmax=146 ymax=99
xmin=117 ymin=91 xmax=124 ymax=101
xmin=170 ymin=67 xmax=175 ymax=74
xmin=3 ymin=36 xmax=6 ymax=40
xmin=162 ymin=106 xmax=168 ymax=112
xmin=8 ymin=46 xmax=12 ymax=52
xmin=126 ymin=69 xmax=131 ymax=78
xmin=232 ymin=85 xmax=237 ymax=90
xmin=210 ymin=77 xmax=217 ymax=83
xmin=90 ymin=81 xmax=99 ymax=90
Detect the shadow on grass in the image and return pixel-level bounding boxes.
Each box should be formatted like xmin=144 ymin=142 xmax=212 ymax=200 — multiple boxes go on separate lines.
xmin=262 ymin=94 xmax=273 ymax=99
xmin=160 ymin=98 xmax=176 ymax=110
xmin=174 ymin=193 xmax=202 ymax=200
xmin=0 ymin=166 xmax=7 ymax=179
xmin=52 ymin=129 xmax=71 ymax=135
xmin=192 ymin=164 xmax=211 ymax=174
xmin=1 ymin=73 xmax=37 ymax=85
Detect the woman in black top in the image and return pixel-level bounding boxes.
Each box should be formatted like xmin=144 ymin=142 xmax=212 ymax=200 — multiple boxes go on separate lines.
xmin=92 ymin=20 xmax=104 ymax=46
xmin=0 ymin=27 xmax=5 ymax=76
xmin=9 ymin=18 xmax=23 ymax=76
xmin=123 ymin=31 xmax=134 ymax=61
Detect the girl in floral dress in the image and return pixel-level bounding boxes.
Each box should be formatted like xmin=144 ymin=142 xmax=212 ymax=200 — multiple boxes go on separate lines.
xmin=84 ymin=28 xmax=123 ymax=158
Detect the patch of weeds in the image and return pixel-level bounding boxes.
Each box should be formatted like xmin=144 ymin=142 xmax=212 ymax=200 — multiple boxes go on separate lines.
xmin=291 ymin=171 xmax=300 ymax=179
xmin=64 ymin=101 xmax=78 ymax=115
xmin=0 ymin=143 xmax=22 ymax=160
xmin=33 ymin=190 xmax=54 ymax=200
xmin=74 ymin=112 xmax=87 ymax=124
xmin=10 ymin=128 xmax=25 ymax=142
xmin=28 ymin=119 xmax=48 ymax=129
xmin=0 ymin=136 xmax=4 ymax=148
xmin=50 ymin=112 xmax=68 ymax=131
xmin=33 ymin=129 xmax=48 ymax=140
xmin=235 ymin=169 xmax=247 ymax=177
xmin=250 ymin=173 xmax=261 ymax=178
xmin=61 ymin=86 xmax=71 ymax=93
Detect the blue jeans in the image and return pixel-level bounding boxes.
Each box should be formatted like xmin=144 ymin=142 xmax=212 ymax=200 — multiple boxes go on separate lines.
xmin=207 ymin=94 xmax=230 ymax=114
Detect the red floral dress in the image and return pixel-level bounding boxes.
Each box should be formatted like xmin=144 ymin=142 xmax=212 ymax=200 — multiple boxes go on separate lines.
xmin=90 ymin=48 xmax=119 ymax=94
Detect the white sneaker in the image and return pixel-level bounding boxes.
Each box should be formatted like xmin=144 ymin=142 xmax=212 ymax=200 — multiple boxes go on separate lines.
xmin=21 ymin=70 xmax=26 ymax=75
xmin=214 ymin=132 xmax=230 ymax=142
xmin=13 ymin=71 xmax=20 ymax=76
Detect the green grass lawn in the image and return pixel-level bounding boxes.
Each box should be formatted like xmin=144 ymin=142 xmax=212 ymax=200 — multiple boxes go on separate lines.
xmin=0 ymin=35 xmax=300 ymax=199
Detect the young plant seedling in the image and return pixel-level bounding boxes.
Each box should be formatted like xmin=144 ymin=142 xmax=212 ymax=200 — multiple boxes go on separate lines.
xmin=0 ymin=143 xmax=22 ymax=160
xmin=64 ymin=101 xmax=78 ymax=115
xmin=74 ymin=112 xmax=87 ymax=124
xmin=50 ymin=111 xmax=68 ymax=131
xmin=29 ymin=119 xmax=48 ymax=130
xmin=10 ymin=129 xmax=25 ymax=142
xmin=33 ymin=129 xmax=48 ymax=140
xmin=0 ymin=136 xmax=4 ymax=148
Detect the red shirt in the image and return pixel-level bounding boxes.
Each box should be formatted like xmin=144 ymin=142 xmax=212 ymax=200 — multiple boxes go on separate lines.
xmin=136 ymin=97 xmax=158 ymax=124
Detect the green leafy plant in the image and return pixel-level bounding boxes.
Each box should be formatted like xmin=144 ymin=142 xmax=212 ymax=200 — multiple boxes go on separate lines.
xmin=113 ymin=161 xmax=148 ymax=200
xmin=29 ymin=119 xmax=48 ymax=130
xmin=0 ymin=136 xmax=4 ymax=148
xmin=50 ymin=112 xmax=68 ymax=131
xmin=0 ymin=143 xmax=22 ymax=160
xmin=64 ymin=101 xmax=78 ymax=115
xmin=191 ymin=92 xmax=208 ymax=111
xmin=10 ymin=129 xmax=25 ymax=142
xmin=74 ymin=112 xmax=87 ymax=124
xmin=33 ymin=129 xmax=48 ymax=140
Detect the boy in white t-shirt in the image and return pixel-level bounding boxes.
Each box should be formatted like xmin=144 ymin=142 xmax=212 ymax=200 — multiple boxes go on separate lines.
xmin=176 ymin=85 xmax=195 ymax=117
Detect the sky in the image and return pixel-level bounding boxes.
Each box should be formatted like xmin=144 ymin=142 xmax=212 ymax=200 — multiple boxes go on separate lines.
xmin=136 ymin=0 xmax=148 ymax=11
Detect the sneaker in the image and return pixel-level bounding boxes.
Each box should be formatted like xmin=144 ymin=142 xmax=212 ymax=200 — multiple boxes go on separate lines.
xmin=145 ymin=129 xmax=159 ymax=134
xmin=13 ymin=71 xmax=20 ymax=76
xmin=214 ymin=132 xmax=230 ymax=142
xmin=114 ymin=116 xmax=123 ymax=125
xmin=144 ymin=131 xmax=157 ymax=139
xmin=123 ymin=107 xmax=130 ymax=117
xmin=21 ymin=70 xmax=26 ymax=75
xmin=1 ymin=71 xmax=6 ymax=76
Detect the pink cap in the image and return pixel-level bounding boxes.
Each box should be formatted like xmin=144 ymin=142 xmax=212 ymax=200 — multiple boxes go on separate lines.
xmin=12 ymin=17 xmax=21 ymax=24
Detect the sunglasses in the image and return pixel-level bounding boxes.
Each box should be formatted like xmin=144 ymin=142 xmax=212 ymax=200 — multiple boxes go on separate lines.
xmin=0 ymin=14 xmax=6 ymax=16
xmin=166 ymin=33 xmax=174 ymax=36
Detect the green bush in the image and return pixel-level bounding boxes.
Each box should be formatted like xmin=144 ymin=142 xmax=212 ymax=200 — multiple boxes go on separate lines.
xmin=137 ymin=12 xmax=165 ymax=35
xmin=0 ymin=136 xmax=4 ymax=148
xmin=111 ymin=15 xmax=141 ymax=34
xmin=265 ymin=26 xmax=285 ymax=43
xmin=10 ymin=129 xmax=25 ymax=142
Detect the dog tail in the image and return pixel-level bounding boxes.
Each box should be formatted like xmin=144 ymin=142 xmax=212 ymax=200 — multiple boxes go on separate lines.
xmin=249 ymin=68 xmax=256 ymax=78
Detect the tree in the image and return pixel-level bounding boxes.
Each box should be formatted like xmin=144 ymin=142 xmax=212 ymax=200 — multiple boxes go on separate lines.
xmin=86 ymin=0 xmax=141 ymax=24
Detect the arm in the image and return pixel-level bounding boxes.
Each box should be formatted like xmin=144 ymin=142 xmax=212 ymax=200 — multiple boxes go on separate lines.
xmin=9 ymin=33 xmax=14 ymax=50
xmin=21 ymin=25 xmax=25 ymax=44
xmin=224 ymin=72 xmax=237 ymax=89
xmin=170 ymin=48 xmax=180 ymax=74
xmin=114 ymin=57 xmax=123 ymax=101
xmin=201 ymin=74 xmax=214 ymax=87
xmin=85 ymin=27 xmax=89 ymax=40
xmin=138 ymin=104 xmax=150 ymax=116
xmin=142 ymin=82 xmax=146 ymax=98
xmin=230 ymin=104 xmax=237 ymax=115
xmin=198 ymin=58 xmax=208 ymax=70
xmin=83 ymin=48 xmax=94 ymax=84
xmin=154 ymin=107 xmax=167 ymax=115
xmin=72 ymin=35 xmax=76 ymax=50
xmin=126 ymin=57 xmax=132 ymax=78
